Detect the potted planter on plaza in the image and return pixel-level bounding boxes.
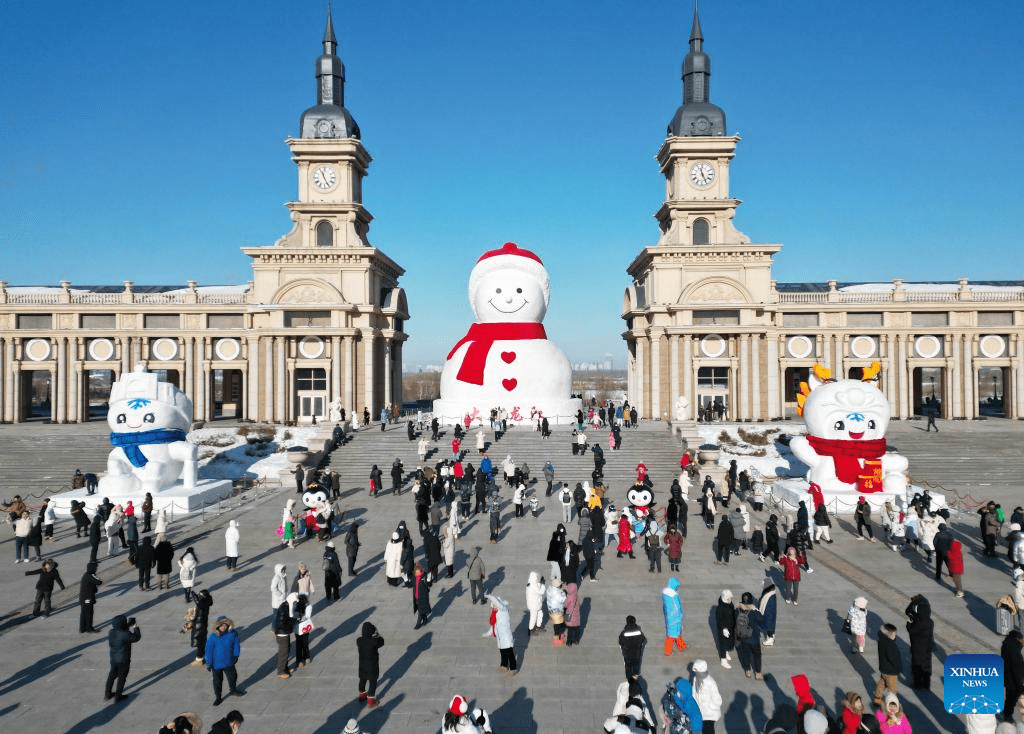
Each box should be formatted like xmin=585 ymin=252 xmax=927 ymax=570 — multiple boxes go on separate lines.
xmin=698 ymin=444 xmax=720 ymax=464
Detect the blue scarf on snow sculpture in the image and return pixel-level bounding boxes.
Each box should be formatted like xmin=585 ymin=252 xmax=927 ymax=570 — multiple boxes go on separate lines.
xmin=110 ymin=429 xmax=188 ymax=468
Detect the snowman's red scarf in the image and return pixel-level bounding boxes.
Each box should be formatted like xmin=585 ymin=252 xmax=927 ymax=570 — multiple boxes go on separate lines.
xmin=447 ymin=323 xmax=547 ymax=385
xmin=805 ymin=435 xmax=887 ymax=484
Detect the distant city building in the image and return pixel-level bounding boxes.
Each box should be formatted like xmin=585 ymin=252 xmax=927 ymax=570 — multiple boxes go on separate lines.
xmin=622 ymin=7 xmax=1023 ymax=422
xmin=0 ymin=13 xmax=408 ymax=424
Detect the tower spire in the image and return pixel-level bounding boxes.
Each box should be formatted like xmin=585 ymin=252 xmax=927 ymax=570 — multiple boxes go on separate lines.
xmin=667 ymin=2 xmax=726 ymax=136
xmin=299 ymin=7 xmax=360 ymax=139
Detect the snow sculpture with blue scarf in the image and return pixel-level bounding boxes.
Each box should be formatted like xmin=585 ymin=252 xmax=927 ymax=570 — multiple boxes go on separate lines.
xmin=102 ymin=366 xmax=197 ymax=495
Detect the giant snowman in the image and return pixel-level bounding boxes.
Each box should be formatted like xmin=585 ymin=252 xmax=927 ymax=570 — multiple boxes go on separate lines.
xmin=432 ymin=242 xmax=582 ymax=425
xmin=782 ymin=362 xmax=910 ymax=511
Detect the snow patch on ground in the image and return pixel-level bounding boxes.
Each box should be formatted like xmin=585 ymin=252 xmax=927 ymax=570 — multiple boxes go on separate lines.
xmin=190 ymin=426 xmax=319 ymax=481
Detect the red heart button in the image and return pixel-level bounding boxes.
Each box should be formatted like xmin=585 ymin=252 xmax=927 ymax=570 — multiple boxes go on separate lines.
xmin=500 ymin=351 xmax=516 ymax=364
xmin=502 ymin=378 xmax=518 ymax=391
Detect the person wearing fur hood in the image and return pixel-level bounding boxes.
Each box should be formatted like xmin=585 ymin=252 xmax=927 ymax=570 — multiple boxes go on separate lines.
xmin=876 ymin=692 xmax=912 ymax=733
xmin=203 ymin=615 xmax=245 ymax=705
xmin=270 ymin=564 xmax=288 ymax=612
xmin=602 ymin=677 xmax=657 ymax=733
xmin=484 ymin=595 xmax=517 ymax=674
xmin=158 ymin=712 xmax=202 ymax=734
xmin=661 ymin=577 xmax=687 ymax=656
xmin=716 ymin=589 xmax=736 ymax=668
xmin=356 ymin=621 xmax=384 ymax=708
xmin=691 ymin=659 xmax=723 ymax=731
xmin=758 ymin=579 xmax=779 ymax=646
xmin=224 ymin=520 xmax=240 ymax=570
xmin=525 ymin=572 xmax=546 ymax=634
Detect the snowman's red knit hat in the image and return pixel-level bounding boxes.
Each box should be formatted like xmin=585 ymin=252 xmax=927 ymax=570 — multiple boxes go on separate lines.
xmin=469 ymin=242 xmax=550 ymax=306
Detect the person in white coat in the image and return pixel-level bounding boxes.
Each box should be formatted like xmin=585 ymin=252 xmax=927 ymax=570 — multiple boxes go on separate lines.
xmin=384 ymin=532 xmax=404 ymax=586
xmin=417 ymin=436 xmax=429 ymax=463
xmin=105 ymin=506 xmax=123 ymax=556
xmin=42 ymin=499 xmax=57 ymax=541
xmin=441 ymin=523 xmax=456 ymax=578
xmin=691 ymin=659 xmax=723 ymax=733
xmin=270 ymin=563 xmax=288 ymax=613
xmin=485 ymin=595 xmax=517 ymax=674
xmin=847 ymin=596 xmax=868 ymax=653
xmin=525 ymin=571 xmax=546 ymax=634
xmin=546 ymin=578 xmax=568 ymax=645
xmin=154 ymin=507 xmax=168 ymax=536
xmin=602 ymin=677 xmax=657 ymax=733
xmin=178 ymin=546 xmax=198 ymax=603
xmin=224 ymin=520 xmax=240 ymax=570
xmin=919 ymin=512 xmax=940 ymax=562
xmin=475 ymin=428 xmax=486 ymax=455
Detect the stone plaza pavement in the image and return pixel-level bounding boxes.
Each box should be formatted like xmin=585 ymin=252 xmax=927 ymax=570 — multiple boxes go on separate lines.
xmin=0 ymin=415 xmax=1020 ymax=733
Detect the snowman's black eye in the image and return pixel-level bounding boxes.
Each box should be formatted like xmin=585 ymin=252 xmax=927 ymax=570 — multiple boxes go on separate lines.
xmin=496 ymin=288 xmax=502 ymax=294
xmin=516 ymin=288 xmax=522 ymax=294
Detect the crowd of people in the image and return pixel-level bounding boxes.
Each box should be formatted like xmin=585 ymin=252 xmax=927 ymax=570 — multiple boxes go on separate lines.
xmin=4 ymin=407 xmax=1024 ymax=734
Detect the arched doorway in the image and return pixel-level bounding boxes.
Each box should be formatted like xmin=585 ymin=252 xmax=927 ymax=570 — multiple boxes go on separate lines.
xmin=913 ymin=367 xmax=944 ymax=418
xmin=784 ymin=366 xmax=810 ymax=419
xmin=978 ymin=366 xmax=1006 ymax=417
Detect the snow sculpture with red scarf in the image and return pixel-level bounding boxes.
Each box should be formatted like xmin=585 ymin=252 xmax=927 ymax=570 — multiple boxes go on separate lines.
xmin=789 ymin=362 xmax=908 ymax=496
xmin=433 ymin=242 xmax=582 ymax=425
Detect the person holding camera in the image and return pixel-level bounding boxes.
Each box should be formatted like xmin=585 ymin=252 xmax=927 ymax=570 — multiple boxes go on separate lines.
xmin=105 ymin=614 xmax=141 ymax=703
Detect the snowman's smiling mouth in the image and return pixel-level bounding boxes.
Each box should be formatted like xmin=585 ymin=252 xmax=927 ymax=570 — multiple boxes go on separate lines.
xmin=488 ymin=299 xmax=528 ymax=314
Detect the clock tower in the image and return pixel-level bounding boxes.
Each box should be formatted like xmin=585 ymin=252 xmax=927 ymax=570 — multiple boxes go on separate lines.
xmin=623 ymin=5 xmax=781 ymax=423
xmin=243 ymin=11 xmax=408 ymax=422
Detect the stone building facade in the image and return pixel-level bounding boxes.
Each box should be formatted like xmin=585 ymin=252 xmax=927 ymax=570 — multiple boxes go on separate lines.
xmin=0 ymin=15 xmax=408 ymax=424
xmin=622 ymin=9 xmax=1024 ymax=422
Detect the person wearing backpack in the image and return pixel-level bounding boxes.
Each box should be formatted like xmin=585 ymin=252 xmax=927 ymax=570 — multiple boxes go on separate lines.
xmin=560 ymin=485 xmax=573 ymax=524
xmin=660 ymin=677 xmax=703 ymax=734
xmin=734 ymin=591 xmax=765 ymax=680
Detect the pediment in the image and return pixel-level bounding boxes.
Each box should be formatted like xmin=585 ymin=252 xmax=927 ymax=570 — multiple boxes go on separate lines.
xmin=678 ymin=277 xmax=752 ymax=305
xmin=273 ymin=279 xmax=345 ymax=305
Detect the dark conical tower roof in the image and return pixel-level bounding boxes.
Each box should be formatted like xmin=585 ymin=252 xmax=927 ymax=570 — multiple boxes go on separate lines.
xmin=299 ymin=7 xmax=360 ymax=139
xmin=667 ymin=4 xmax=727 ymax=137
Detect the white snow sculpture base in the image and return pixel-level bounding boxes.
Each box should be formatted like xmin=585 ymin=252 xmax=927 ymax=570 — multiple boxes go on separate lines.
xmin=51 ymin=478 xmax=235 ymax=518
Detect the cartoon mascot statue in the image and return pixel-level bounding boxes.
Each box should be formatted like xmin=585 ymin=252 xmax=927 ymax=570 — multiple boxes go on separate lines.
xmin=789 ymin=362 xmax=908 ymax=496
xmin=101 ymin=366 xmax=197 ymax=495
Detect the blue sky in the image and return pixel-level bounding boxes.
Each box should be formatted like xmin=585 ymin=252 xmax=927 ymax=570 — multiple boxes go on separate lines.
xmin=2 ymin=1 xmax=1022 ymax=368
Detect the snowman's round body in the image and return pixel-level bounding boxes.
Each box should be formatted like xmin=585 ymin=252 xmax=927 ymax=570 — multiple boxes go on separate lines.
xmin=433 ymin=242 xmax=582 ymax=425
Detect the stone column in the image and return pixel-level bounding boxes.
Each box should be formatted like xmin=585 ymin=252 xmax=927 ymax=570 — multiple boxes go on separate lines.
xmin=896 ymin=335 xmax=909 ymax=419
xmin=669 ymin=335 xmax=680 ymax=417
xmin=331 ymin=336 xmax=342 ymax=406
xmin=264 ymin=338 xmax=274 ymax=422
xmin=4 ymin=338 xmax=15 ymax=422
xmin=363 ymin=331 xmax=376 ymax=415
xmin=56 ymin=336 xmax=67 ymax=423
xmin=246 ymin=338 xmax=260 ymax=421
xmin=392 ymin=340 xmax=403 ymax=406
xmin=120 ymin=336 xmax=131 ymax=376
xmin=68 ymin=339 xmax=80 ymax=422
xmin=634 ymin=337 xmax=646 ymax=418
xmin=649 ymin=331 xmax=661 ymax=420
xmin=183 ymin=337 xmax=194 ymax=404
xmin=751 ymin=336 xmax=761 ymax=421
xmin=682 ymin=337 xmax=693 ymax=419
xmin=383 ymin=337 xmax=392 ymax=408
xmin=739 ymin=334 xmax=750 ymax=421
xmin=344 ymin=336 xmax=354 ymax=413
xmin=131 ymin=338 xmax=142 ymax=371
xmin=767 ymin=335 xmax=779 ymax=419
xmin=950 ymin=334 xmax=962 ymax=418
xmin=963 ymin=335 xmax=975 ymax=420
xmin=1014 ymin=333 xmax=1024 ymax=419
xmin=276 ymin=337 xmax=287 ymax=423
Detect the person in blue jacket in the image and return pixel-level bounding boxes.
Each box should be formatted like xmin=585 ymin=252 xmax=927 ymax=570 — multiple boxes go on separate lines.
xmin=660 ymin=677 xmax=703 ymax=733
xmin=204 ymin=615 xmax=246 ymax=706
xmin=662 ymin=577 xmax=687 ymax=656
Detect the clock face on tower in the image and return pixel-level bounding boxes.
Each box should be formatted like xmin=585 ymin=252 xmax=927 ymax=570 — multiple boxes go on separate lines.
xmin=312 ymin=166 xmax=337 ymax=191
xmin=689 ymin=162 xmax=716 ymax=188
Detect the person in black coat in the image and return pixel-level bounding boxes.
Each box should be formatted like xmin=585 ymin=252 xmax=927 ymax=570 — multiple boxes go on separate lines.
xmin=1002 ymin=631 xmax=1024 ymax=722
xmin=356 ymin=621 xmax=385 ymax=707
xmin=273 ymin=597 xmax=295 ymax=678
xmin=154 ymin=534 xmax=175 ymax=589
xmin=391 ymin=459 xmax=404 ymax=494
xmin=412 ymin=564 xmax=432 ymax=629
xmin=905 ymin=595 xmax=934 ymax=689
xmin=763 ymin=514 xmax=781 ymax=562
xmin=104 ymin=614 xmax=141 ymax=702
xmin=716 ymin=589 xmax=737 ymax=668
xmin=190 ymin=589 xmax=213 ymax=666
xmin=323 ymin=542 xmax=343 ymax=601
xmin=932 ymin=523 xmax=953 ymax=581
xmin=796 ymin=502 xmax=809 ymax=535
xmin=618 ymin=615 xmax=647 ymax=679
xmin=345 ymin=522 xmax=361 ymax=576
xmin=26 ymin=559 xmax=64 ymax=616
xmin=134 ymin=535 xmax=156 ymax=590
xmin=874 ymin=623 xmax=902 ymax=706
xmin=716 ymin=515 xmax=735 ymax=564
xmin=79 ymin=561 xmax=102 ymax=633
xmin=547 ymin=525 xmax=567 ymax=578
xmin=423 ymin=531 xmax=442 ymax=582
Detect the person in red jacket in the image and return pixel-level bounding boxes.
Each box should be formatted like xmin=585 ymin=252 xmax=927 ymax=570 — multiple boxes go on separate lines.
xmin=840 ymin=691 xmax=864 ymax=734
xmin=617 ymin=512 xmax=635 ymax=559
xmin=779 ymin=546 xmax=805 ymax=605
xmin=946 ymin=538 xmax=965 ymax=597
